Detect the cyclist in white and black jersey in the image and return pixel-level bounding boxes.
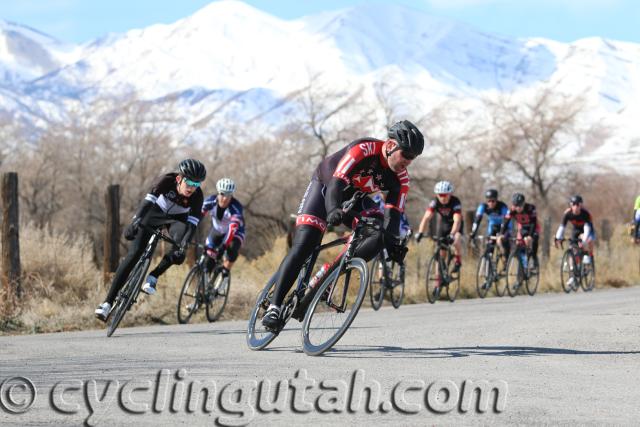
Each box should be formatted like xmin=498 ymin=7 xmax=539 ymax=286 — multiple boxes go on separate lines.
xmin=94 ymin=159 xmax=206 ymax=321
xmin=201 ymin=178 xmax=245 ymax=275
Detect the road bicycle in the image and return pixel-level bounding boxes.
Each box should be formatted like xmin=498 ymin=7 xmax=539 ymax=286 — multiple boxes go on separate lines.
xmin=177 ymin=244 xmax=230 ymax=324
xmin=474 ymin=235 xmax=508 ymax=298
xmin=106 ymin=224 xmax=181 ymax=337
xmin=559 ymin=237 xmax=595 ymax=292
xmin=247 ymin=192 xmax=375 ymax=356
xmin=423 ymin=236 xmax=460 ymax=303
xmin=369 ymin=231 xmax=410 ymax=310
xmin=505 ymin=237 xmax=539 ymax=297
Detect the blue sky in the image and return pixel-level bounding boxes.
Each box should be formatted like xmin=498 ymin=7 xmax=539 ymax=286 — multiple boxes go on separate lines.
xmin=1 ymin=0 xmax=638 ymax=44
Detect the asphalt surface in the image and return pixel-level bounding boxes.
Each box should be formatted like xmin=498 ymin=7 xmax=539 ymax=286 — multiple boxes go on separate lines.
xmin=1 ymin=286 xmax=640 ymax=426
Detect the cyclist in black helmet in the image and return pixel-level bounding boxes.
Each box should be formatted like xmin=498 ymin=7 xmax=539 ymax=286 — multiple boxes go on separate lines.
xmin=261 ymin=120 xmax=424 ymax=330
xmin=95 ymin=159 xmax=207 ymax=321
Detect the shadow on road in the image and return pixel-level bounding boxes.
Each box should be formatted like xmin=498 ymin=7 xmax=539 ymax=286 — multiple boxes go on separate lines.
xmin=321 ymin=345 xmax=640 ymax=359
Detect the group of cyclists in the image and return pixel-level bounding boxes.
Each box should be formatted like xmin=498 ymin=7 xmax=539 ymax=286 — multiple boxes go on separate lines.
xmin=94 ymin=118 xmax=639 ymax=329
xmin=94 ymin=159 xmax=245 ymax=321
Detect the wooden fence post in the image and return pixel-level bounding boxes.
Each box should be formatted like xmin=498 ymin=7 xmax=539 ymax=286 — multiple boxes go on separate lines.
xmin=542 ymin=216 xmax=552 ymax=263
xmin=600 ymin=219 xmax=611 ymax=253
xmin=103 ymin=185 xmax=120 ymax=284
xmin=2 ymin=172 xmax=21 ymax=298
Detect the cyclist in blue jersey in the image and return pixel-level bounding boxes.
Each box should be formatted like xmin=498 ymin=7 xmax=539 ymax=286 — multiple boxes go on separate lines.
xmin=470 ymin=189 xmax=511 ymax=264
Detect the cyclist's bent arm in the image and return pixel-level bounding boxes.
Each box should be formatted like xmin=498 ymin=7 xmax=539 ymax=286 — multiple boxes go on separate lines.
xmin=418 ymin=209 xmax=434 ymax=235
xmin=451 ymin=212 xmax=462 ymax=235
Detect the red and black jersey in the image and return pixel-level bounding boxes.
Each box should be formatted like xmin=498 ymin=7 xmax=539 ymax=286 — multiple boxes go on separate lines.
xmin=426 ymin=196 xmax=462 ymax=227
xmin=144 ymin=173 xmax=204 ymax=226
xmin=315 ymin=138 xmax=410 ymax=237
xmin=560 ymin=208 xmax=593 ymax=233
xmin=315 ymin=138 xmax=410 ymax=212
xmin=501 ymin=203 xmax=538 ymax=234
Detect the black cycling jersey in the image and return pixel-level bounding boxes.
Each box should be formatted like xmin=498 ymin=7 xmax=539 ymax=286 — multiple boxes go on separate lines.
xmin=144 ymin=173 xmax=204 ymax=226
xmin=426 ymin=196 xmax=462 ymax=227
xmin=501 ymin=203 xmax=538 ymax=235
xmin=560 ymin=208 xmax=593 ymax=233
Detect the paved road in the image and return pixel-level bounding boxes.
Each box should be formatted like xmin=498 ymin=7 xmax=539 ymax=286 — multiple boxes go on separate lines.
xmin=2 ymin=287 xmax=640 ymax=426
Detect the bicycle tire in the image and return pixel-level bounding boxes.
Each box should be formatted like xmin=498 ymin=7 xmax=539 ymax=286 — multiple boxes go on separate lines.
xmin=368 ymin=255 xmax=385 ymax=310
xmin=445 ymin=253 xmax=460 ymax=302
xmin=302 ymin=258 xmax=368 ymax=356
xmin=475 ymin=255 xmax=491 ymax=299
xmin=560 ymin=250 xmax=577 ymax=293
xmin=107 ymin=257 xmax=149 ymax=337
xmin=425 ymin=253 xmax=440 ymax=304
xmin=525 ymin=255 xmax=539 ymax=296
xmin=206 ymin=270 xmax=230 ymax=322
xmin=580 ymin=258 xmax=596 ymax=292
xmin=177 ymin=265 xmax=202 ymax=324
xmin=493 ymin=249 xmax=508 ymax=297
xmin=505 ymin=252 xmax=522 ymax=297
xmin=390 ymin=263 xmax=405 ymax=309
xmin=246 ymin=274 xmax=278 ymax=350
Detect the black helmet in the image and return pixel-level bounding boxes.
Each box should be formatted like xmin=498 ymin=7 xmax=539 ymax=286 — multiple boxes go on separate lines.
xmin=512 ymin=192 xmax=525 ymax=207
xmin=388 ymin=120 xmax=424 ymax=158
xmin=178 ymin=158 xmax=206 ymax=182
xmin=485 ymin=189 xmax=498 ymax=200
xmin=570 ymin=194 xmax=583 ymax=205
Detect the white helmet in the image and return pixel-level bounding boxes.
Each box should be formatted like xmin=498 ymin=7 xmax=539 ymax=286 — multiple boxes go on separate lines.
xmin=216 ymin=178 xmax=236 ymax=195
xmin=434 ymin=180 xmax=454 ymax=194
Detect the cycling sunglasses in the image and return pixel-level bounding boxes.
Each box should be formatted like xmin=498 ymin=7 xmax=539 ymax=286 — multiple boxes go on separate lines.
xmin=487 ymin=199 xmax=497 ymax=203
xmin=184 ymin=178 xmax=201 ymax=188
xmin=436 ymin=193 xmax=450 ymax=197
xmin=218 ymin=191 xmax=233 ymax=197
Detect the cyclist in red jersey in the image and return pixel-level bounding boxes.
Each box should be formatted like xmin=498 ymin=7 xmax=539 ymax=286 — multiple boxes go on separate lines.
xmin=261 ymin=121 xmax=424 ymax=330
xmin=499 ymin=192 xmax=540 ymax=270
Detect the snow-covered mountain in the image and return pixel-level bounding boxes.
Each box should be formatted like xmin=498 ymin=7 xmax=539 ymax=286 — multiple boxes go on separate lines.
xmin=1 ymin=0 xmax=638 ymax=169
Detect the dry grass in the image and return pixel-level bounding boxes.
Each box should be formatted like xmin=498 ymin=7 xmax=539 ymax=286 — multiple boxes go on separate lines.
xmin=1 ymin=226 xmax=639 ymax=335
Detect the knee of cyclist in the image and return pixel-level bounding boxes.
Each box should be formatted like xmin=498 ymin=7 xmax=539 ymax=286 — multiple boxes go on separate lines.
xmin=171 ymin=250 xmax=186 ymax=265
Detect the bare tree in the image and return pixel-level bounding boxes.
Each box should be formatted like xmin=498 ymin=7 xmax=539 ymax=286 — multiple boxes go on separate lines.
xmin=484 ymin=85 xmax=600 ymax=209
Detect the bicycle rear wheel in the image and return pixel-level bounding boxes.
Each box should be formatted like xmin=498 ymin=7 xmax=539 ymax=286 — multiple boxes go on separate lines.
xmin=107 ymin=257 xmax=149 ymax=337
xmin=368 ymin=255 xmax=385 ymax=310
xmin=425 ymin=254 xmax=440 ymax=304
xmin=475 ymin=255 xmax=491 ymax=299
xmin=206 ymin=270 xmax=230 ymax=322
xmin=246 ymin=274 xmax=278 ymax=350
xmin=302 ymin=258 xmax=368 ymax=356
xmin=177 ymin=265 xmax=202 ymax=324
xmin=390 ymin=263 xmax=405 ymax=309
xmin=525 ymin=255 xmax=539 ymax=296
xmin=560 ymin=250 xmax=577 ymax=293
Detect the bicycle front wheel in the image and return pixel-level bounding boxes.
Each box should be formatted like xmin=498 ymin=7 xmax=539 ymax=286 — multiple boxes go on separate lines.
xmin=390 ymin=263 xmax=405 ymax=309
xmin=560 ymin=250 xmax=577 ymax=293
xmin=475 ymin=255 xmax=491 ymax=299
xmin=505 ymin=253 xmax=522 ymax=297
xmin=445 ymin=255 xmax=460 ymax=302
xmin=246 ymin=274 xmax=278 ymax=351
xmin=206 ymin=270 xmax=230 ymax=322
xmin=368 ymin=255 xmax=385 ymax=311
xmin=177 ymin=265 xmax=203 ymax=324
xmin=525 ymin=255 xmax=539 ymax=296
xmin=580 ymin=258 xmax=596 ymax=292
xmin=302 ymin=258 xmax=368 ymax=356
xmin=107 ymin=257 xmax=149 ymax=337
xmin=425 ymin=254 xmax=440 ymax=304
